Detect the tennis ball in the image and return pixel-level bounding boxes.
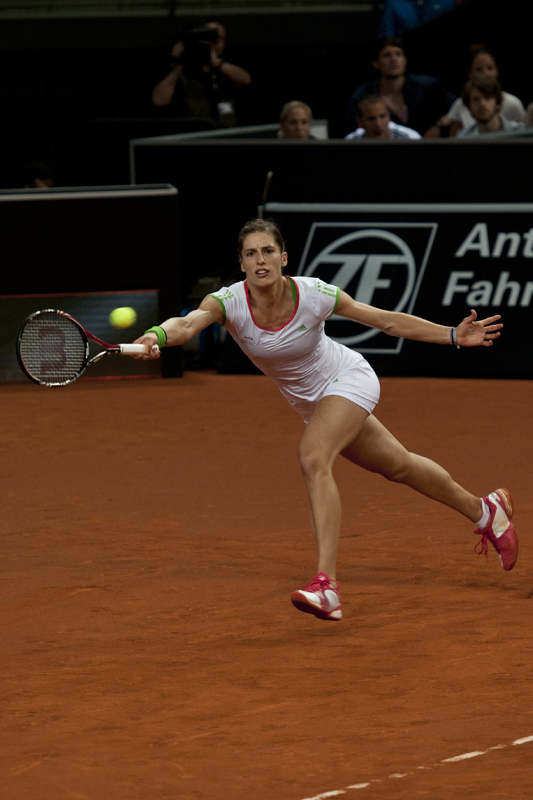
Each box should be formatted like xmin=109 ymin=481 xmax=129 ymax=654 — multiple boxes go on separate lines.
xmin=109 ymin=306 xmax=137 ymax=329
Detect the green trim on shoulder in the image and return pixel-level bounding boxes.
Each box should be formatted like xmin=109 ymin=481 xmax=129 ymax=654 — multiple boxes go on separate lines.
xmin=207 ymin=293 xmax=227 ymax=325
xmin=314 ymin=279 xmax=340 ymax=317
xmin=329 ymin=286 xmax=340 ymax=318
xmin=287 ymin=275 xmax=298 ymax=305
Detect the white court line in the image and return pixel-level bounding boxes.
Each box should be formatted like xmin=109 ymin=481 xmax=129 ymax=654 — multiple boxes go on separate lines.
xmin=442 ymin=751 xmax=486 ymax=762
xmin=298 ymin=734 xmax=533 ymax=799
xmin=513 ymin=735 xmax=533 ymax=745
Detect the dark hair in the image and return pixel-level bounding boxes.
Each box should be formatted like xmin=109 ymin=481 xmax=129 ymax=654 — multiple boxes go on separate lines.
xmin=462 ymin=76 xmax=502 ymax=108
xmin=374 ymin=36 xmax=405 ymax=61
xmin=469 ymin=43 xmax=496 ymax=70
xmin=357 ymin=94 xmax=389 ymax=117
xmin=238 ymin=218 xmax=285 ymax=256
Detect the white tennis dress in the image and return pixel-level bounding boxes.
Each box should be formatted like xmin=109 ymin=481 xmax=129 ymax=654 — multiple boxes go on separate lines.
xmin=209 ymin=276 xmax=380 ymax=422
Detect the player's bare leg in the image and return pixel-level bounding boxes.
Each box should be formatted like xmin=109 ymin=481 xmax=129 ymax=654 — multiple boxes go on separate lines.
xmin=342 ymin=415 xmax=518 ymax=570
xmin=298 ymin=396 xmax=370 ymax=578
xmin=341 ymin=414 xmax=482 ymax=521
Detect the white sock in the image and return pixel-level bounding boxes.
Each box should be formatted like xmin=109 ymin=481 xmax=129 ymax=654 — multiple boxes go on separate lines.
xmin=475 ymin=499 xmax=490 ymax=530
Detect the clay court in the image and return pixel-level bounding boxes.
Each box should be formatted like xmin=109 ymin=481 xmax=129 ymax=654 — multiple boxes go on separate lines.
xmin=1 ymin=372 xmax=532 ymax=800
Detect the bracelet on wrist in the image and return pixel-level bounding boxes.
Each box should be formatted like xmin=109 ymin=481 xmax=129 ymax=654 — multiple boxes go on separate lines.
xmin=144 ymin=326 xmax=167 ymax=349
xmin=450 ymin=326 xmax=460 ymax=349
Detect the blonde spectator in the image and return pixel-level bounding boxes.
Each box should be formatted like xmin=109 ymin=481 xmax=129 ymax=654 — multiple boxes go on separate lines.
xmin=278 ymin=101 xmax=313 ymax=139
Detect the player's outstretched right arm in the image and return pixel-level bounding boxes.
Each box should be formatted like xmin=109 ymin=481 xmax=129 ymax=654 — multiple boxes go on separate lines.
xmin=133 ymin=296 xmax=224 ymax=359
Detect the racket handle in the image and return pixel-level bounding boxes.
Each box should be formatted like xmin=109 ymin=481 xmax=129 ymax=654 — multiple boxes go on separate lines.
xmin=119 ymin=343 xmax=156 ymax=355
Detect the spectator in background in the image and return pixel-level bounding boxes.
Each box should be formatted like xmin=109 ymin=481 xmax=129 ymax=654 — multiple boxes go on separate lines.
xmin=427 ymin=45 xmax=526 ymax=137
xmin=378 ymin=0 xmax=457 ymax=40
xmin=345 ymin=95 xmax=420 ymax=139
xmin=457 ymin=77 xmax=526 ymax=137
xmin=152 ymin=21 xmax=251 ymax=128
xmin=278 ymin=101 xmax=314 ymax=139
xmin=20 ymin=162 xmax=56 ymax=189
xmin=346 ymin=37 xmax=456 ymax=136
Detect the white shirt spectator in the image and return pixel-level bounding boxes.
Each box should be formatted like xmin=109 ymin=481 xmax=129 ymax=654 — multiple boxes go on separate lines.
xmin=447 ymin=92 xmax=526 ymax=130
xmin=457 ymin=116 xmax=526 ymax=137
xmin=345 ymin=121 xmax=421 ymax=140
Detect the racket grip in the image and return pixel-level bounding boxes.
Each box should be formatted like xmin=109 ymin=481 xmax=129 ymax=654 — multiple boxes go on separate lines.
xmin=120 ymin=344 xmax=152 ymax=355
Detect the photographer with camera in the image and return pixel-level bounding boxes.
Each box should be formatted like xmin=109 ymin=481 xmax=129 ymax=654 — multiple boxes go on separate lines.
xmin=151 ymin=21 xmax=251 ymax=127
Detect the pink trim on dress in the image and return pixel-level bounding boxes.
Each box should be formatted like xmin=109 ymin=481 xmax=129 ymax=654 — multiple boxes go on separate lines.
xmin=244 ymin=276 xmax=300 ymax=331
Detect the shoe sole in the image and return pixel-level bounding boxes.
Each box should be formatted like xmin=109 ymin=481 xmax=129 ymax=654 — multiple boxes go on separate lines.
xmin=291 ymin=592 xmax=342 ymax=621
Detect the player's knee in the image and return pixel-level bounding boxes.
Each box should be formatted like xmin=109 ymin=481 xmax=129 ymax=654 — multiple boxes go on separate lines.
xmin=298 ymin=447 xmax=329 ymax=483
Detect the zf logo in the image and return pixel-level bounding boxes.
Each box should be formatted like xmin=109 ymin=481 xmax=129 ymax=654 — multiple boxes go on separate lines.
xmin=296 ymin=222 xmax=437 ymax=354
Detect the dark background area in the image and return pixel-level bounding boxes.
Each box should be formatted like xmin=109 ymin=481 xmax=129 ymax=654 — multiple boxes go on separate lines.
xmin=0 ymin=186 xmax=184 ymax=377
xmin=1 ymin=0 xmax=532 ymax=378
xmin=0 ymin=0 xmax=531 ymax=189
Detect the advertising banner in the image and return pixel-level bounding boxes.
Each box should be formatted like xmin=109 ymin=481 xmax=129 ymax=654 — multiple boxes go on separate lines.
xmin=265 ymin=203 xmax=533 ymax=378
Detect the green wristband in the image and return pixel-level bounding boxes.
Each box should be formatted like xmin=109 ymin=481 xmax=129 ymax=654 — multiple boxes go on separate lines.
xmin=144 ymin=326 xmax=167 ymax=349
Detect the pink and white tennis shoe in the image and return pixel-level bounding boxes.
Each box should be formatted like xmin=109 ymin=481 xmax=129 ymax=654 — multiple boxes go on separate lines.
xmin=291 ymin=572 xmax=342 ymax=620
xmin=474 ymin=488 xmax=518 ymax=571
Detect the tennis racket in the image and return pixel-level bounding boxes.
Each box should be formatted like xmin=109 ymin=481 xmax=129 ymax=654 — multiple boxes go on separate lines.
xmin=16 ymin=309 xmax=154 ymax=387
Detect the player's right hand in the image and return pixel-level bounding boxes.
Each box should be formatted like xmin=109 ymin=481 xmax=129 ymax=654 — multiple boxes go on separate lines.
xmin=132 ymin=333 xmax=160 ymax=359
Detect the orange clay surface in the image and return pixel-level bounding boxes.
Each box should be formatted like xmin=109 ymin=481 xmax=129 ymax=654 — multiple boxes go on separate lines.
xmin=1 ymin=373 xmax=532 ymax=800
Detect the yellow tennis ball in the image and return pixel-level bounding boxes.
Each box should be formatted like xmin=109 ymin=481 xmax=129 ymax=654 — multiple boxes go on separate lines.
xmin=109 ymin=306 xmax=137 ymax=329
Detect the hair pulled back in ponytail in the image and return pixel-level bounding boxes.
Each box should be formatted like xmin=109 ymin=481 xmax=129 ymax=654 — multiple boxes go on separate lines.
xmin=238 ymin=218 xmax=285 ymax=257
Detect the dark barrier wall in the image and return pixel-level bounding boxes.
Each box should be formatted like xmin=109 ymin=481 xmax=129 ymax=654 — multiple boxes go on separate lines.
xmin=0 ymin=185 xmax=178 ymax=294
xmin=0 ymin=184 xmax=182 ymax=379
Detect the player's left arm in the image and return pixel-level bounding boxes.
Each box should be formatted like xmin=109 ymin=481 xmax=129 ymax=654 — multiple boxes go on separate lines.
xmin=334 ymin=290 xmax=503 ymax=347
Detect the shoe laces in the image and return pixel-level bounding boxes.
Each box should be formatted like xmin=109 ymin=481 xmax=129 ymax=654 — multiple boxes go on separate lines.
xmin=474 ymin=530 xmax=490 ymax=560
xmin=304 ymin=573 xmax=339 ymax=594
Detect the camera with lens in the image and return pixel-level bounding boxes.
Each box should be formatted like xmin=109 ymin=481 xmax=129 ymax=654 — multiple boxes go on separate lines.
xmin=175 ymin=25 xmax=219 ymax=68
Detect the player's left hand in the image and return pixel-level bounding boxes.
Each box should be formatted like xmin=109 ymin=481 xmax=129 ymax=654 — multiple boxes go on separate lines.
xmin=456 ymin=309 xmax=503 ymax=347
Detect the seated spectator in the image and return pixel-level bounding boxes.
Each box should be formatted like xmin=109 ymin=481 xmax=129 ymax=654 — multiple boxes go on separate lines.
xmin=431 ymin=45 xmax=526 ymax=136
xmin=278 ymin=101 xmax=314 ymax=139
xmin=378 ymin=0 xmax=457 ymax=40
xmin=19 ymin=161 xmax=56 ymax=189
xmin=457 ymin=77 xmax=526 ymax=137
xmin=345 ymin=95 xmax=420 ymax=139
xmin=152 ymin=21 xmax=251 ymax=128
xmin=346 ymin=37 xmax=456 ymax=136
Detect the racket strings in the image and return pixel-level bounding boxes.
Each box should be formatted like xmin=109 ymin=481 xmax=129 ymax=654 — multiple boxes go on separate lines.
xmin=19 ymin=314 xmax=87 ymax=384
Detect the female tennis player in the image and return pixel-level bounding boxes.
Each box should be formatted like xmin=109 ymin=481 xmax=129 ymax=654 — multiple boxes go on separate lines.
xmin=134 ymin=218 xmax=518 ymax=621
